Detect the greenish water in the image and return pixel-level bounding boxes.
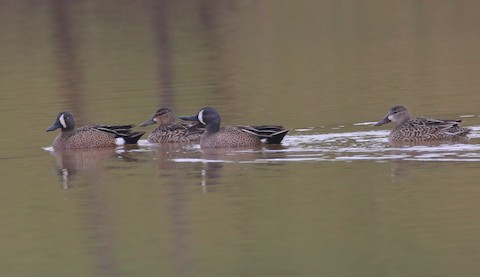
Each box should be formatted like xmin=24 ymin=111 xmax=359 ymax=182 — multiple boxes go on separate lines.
xmin=2 ymin=1 xmax=480 ymax=276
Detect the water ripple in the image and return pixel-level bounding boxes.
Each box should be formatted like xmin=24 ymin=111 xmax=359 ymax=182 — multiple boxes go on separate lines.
xmin=44 ymin=126 xmax=480 ymax=163
xmin=172 ymin=125 xmax=480 ymax=163
xmin=276 ymin=126 xmax=480 ymax=162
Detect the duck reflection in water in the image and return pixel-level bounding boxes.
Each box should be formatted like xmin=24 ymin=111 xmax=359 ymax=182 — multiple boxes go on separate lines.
xmin=200 ymin=162 xmax=223 ymax=190
xmin=381 ymin=140 xmax=471 ymax=183
xmin=49 ymin=147 xmax=139 ymax=189
xmin=198 ymin=145 xmax=287 ymax=190
xmin=151 ymin=143 xmax=198 ymax=176
xmin=49 ymin=148 xmax=115 ymax=188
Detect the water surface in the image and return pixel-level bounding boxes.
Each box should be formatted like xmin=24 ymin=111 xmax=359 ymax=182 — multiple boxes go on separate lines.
xmin=2 ymin=1 xmax=480 ymax=276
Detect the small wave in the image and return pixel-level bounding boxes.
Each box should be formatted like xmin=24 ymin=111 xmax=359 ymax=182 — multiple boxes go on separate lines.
xmin=173 ymin=128 xmax=480 ymax=163
xmin=44 ymin=128 xmax=480 ymax=164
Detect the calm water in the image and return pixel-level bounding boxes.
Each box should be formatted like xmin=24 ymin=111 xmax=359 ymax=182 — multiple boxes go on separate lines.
xmin=2 ymin=1 xmax=480 ymax=276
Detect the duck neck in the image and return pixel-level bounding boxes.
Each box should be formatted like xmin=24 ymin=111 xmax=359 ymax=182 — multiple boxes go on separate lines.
xmin=160 ymin=113 xmax=176 ymax=125
xmin=205 ymin=119 xmax=220 ymax=134
xmin=396 ymin=111 xmax=412 ymax=126
xmin=60 ymin=129 xmax=74 ymax=138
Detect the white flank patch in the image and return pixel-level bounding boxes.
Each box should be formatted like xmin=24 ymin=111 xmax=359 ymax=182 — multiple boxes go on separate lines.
xmin=59 ymin=114 xmax=67 ymax=128
xmin=198 ymin=110 xmax=206 ymax=125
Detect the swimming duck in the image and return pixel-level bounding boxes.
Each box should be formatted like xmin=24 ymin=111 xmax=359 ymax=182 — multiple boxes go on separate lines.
xmin=46 ymin=111 xmax=144 ymax=149
xmin=374 ymin=105 xmax=470 ymax=141
xmin=139 ymin=108 xmax=203 ymax=143
xmin=180 ymin=107 xmax=289 ymax=148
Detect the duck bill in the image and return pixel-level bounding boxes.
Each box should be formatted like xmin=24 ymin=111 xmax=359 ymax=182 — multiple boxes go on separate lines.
xmin=374 ymin=116 xmax=391 ymax=126
xmin=46 ymin=121 xmax=61 ymax=132
xmin=179 ymin=115 xmax=198 ymax=122
xmin=139 ymin=118 xmax=156 ymax=127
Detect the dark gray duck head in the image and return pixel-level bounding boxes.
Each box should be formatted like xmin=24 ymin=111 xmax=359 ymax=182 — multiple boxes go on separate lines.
xmin=180 ymin=107 xmax=220 ymax=133
xmin=46 ymin=111 xmax=75 ymax=132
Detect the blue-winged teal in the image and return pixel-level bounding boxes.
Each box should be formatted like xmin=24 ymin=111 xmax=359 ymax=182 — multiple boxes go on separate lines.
xmin=180 ymin=107 xmax=289 ymax=148
xmin=139 ymin=108 xmax=204 ymax=143
xmin=46 ymin=111 xmax=144 ymax=149
xmin=374 ymin=105 xmax=470 ymax=141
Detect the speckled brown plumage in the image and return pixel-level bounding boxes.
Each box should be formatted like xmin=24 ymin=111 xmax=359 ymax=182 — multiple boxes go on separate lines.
xmin=147 ymin=122 xmax=203 ymax=142
xmin=140 ymin=108 xmax=204 ymax=143
xmin=180 ymin=107 xmax=289 ymax=148
xmin=47 ymin=111 xmax=144 ymax=149
xmin=375 ymin=106 xmax=470 ymax=142
xmin=52 ymin=125 xmax=117 ymax=149
xmin=200 ymin=126 xmax=262 ymax=148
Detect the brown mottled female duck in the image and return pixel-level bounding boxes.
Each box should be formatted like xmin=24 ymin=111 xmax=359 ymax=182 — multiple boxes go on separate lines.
xmin=139 ymin=108 xmax=204 ymax=143
xmin=374 ymin=105 xmax=470 ymax=142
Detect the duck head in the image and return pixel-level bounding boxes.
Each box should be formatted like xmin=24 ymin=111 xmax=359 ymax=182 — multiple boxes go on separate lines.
xmin=374 ymin=105 xmax=412 ymax=126
xmin=140 ymin=108 xmax=176 ymax=127
xmin=180 ymin=107 xmax=221 ymax=133
xmin=46 ymin=111 xmax=75 ymax=132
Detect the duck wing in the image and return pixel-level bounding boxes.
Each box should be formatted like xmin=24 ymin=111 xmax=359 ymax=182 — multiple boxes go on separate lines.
xmin=237 ymin=125 xmax=289 ymax=144
xmin=409 ymin=118 xmax=470 ymax=136
xmin=79 ymin=125 xmax=144 ymax=144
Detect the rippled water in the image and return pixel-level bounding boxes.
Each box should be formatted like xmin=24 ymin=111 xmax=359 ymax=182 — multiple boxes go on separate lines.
xmin=4 ymin=0 xmax=480 ymax=276
xmin=283 ymin=126 xmax=480 ymax=163
xmin=128 ymin=124 xmax=480 ymax=163
xmin=36 ymin=125 xmax=480 ymax=276
xmin=45 ymin=124 xmax=480 ymax=163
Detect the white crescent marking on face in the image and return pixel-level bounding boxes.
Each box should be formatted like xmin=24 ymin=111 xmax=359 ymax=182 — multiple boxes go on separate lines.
xmin=59 ymin=114 xmax=67 ymax=128
xmin=388 ymin=115 xmax=394 ymax=121
xmin=198 ymin=110 xmax=206 ymax=125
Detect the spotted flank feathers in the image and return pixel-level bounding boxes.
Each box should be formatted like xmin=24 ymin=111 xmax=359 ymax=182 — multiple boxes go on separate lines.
xmin=139 ymin=107 xmax=204 ymax=143
xmin=374 ymin=105 xmax=470 ymax=142
xmin=46 ymin=111 xmax=144 ymax=149
xmin=180 ymin=107 xmax=289 ymax=148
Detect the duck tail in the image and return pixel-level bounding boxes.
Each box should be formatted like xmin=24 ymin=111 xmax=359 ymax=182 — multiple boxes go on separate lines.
xmin=266 ymin=129 xmax=289 ymax=144
xmin=239 ymin=125 xmax=289 ymax=144
xmin=123 ymin=131 xmax=145 ymax=144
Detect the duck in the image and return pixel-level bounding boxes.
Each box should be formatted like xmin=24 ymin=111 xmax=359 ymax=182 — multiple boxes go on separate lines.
xmin=139 ymin=108 xmax=203 ymax=143
xmin=374 ymin=105 xmax=470 ymax=141
xmin=46 ymin=111 xmax=144 ymax=149
xmin=180 ymin=107 xmax=289 ymax=148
